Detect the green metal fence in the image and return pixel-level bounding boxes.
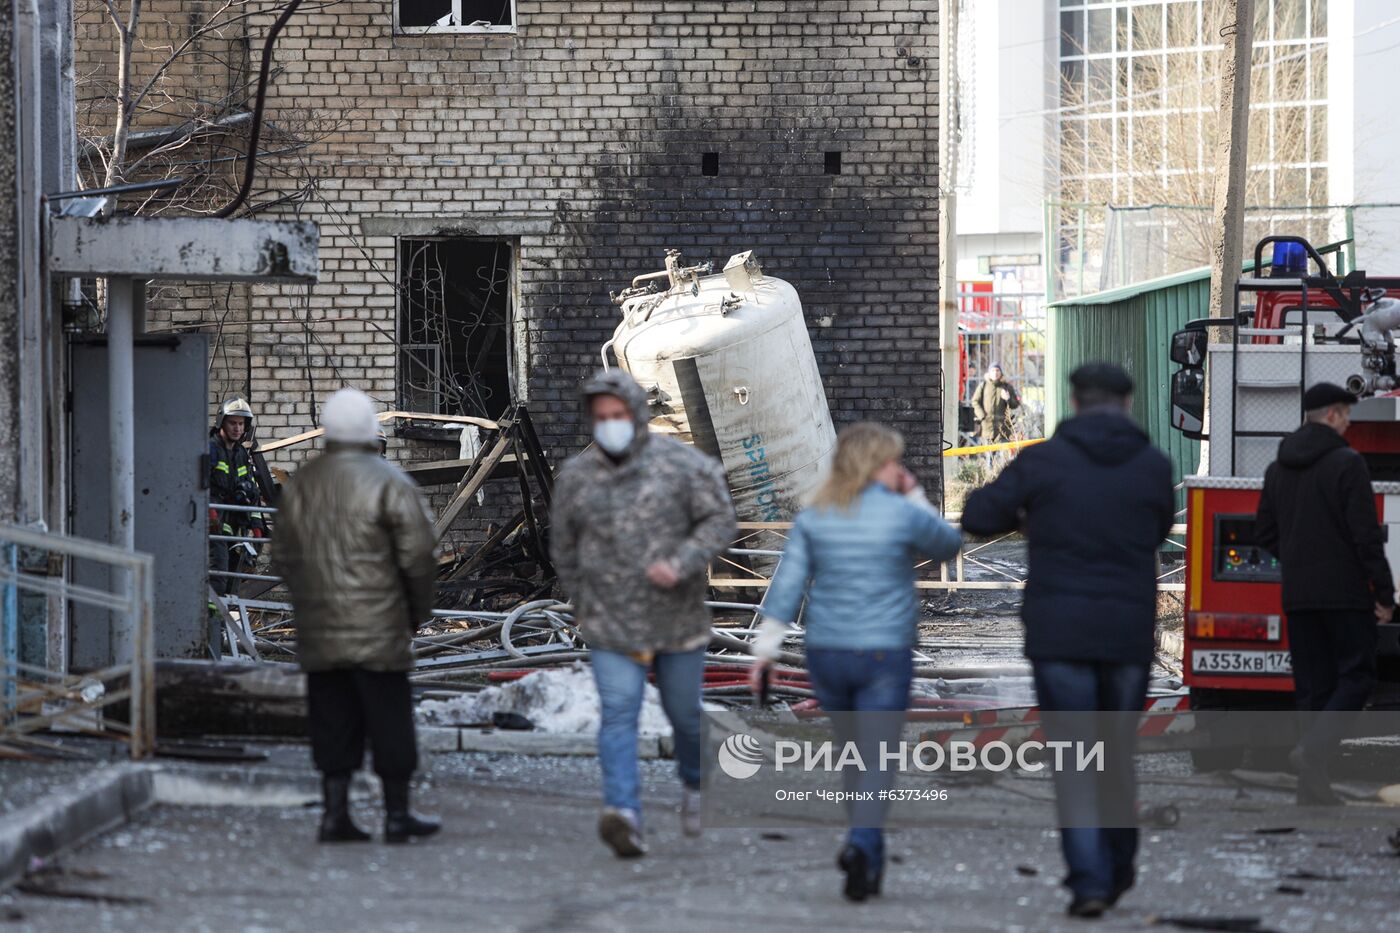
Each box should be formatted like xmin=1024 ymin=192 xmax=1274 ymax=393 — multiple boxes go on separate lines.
xmin=1046 ymin=240 xmax=1351 ymax=502
xmin=1046 ymin=267 xmax=1207 ymax=498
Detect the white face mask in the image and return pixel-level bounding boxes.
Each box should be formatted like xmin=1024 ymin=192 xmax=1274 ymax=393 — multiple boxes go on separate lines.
xmin=593 ymin=418 xmax=635 ymax=455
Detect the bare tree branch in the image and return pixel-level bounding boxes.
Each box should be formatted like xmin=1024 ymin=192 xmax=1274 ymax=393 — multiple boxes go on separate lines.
xmin=1053 ymin=0 xmax=1326 ymax=289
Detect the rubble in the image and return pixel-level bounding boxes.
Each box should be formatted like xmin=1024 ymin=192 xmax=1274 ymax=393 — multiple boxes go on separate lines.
xmin=416 ymin=665 xmax=674 ymax=737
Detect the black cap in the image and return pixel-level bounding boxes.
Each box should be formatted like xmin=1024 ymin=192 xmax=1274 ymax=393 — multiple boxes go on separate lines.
xmin=1069 ymin=362 xmax=1133 ymax=398
xmin=1302 ymin=381 xmax=1357 ymax=411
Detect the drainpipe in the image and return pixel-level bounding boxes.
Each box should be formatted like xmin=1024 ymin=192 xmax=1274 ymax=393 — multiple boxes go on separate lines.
xmin=3 ymin=544 xmax=15 ymax=719
xmin=107 ymin=276 xmax=136 ymax=657
xmin=937 ymin=0 xmax=961 ymax=504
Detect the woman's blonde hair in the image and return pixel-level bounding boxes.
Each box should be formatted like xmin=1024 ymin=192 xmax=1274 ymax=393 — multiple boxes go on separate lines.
xmin=809 ymin=422 xmax=905 ymax=510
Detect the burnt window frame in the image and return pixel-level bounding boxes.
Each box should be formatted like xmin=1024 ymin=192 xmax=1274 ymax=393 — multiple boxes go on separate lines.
xmin=394 ymin=0 xmax=518 ymax=35
xmin=395 ymin=236 xmax=518 ymax=419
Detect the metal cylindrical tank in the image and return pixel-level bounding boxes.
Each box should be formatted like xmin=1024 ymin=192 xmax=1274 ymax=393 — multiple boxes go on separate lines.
xmin=609 ymin=251 xmax=836 ymax=524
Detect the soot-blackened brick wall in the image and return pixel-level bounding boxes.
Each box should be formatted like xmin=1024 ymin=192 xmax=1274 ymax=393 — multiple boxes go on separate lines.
xmin=518 ymin=3 xmax=942 ymax=478
xmin=77 ymin=1 xmax=941 ymax=525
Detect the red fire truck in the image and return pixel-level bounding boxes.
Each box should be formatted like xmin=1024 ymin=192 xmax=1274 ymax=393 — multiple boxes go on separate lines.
xmin=1167 ymin=236 xmax=1400 ymax=765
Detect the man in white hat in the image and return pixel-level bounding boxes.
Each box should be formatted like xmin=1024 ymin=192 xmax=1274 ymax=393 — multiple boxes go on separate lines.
xmin=275 ymin=388 xmax=441 ymax=845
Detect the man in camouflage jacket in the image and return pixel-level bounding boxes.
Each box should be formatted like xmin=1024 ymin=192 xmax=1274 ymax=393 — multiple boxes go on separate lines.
xmin=971 ymin=363 xmax=1021 ymax=444
xmin=551 ymin=369 xmax=736 ymax=858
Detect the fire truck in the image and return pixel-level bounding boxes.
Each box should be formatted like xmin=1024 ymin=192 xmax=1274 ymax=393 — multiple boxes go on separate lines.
xmin=1167 ymin=236 xmax=1400 ymax=766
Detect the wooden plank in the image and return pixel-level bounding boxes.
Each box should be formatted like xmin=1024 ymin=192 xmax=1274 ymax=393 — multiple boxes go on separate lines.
xmin=257 ymin=410 xmax=499 ymax=454
xmin=403 ymin=454 xmax=525 ymax=487
xmin=433 ymin=433 xmax=514 ymax=540
xmin=153 ymin=659 xmax=308 ymax=738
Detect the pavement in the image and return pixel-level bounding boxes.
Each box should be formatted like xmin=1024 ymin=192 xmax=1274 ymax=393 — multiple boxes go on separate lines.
xmin=0 ymin=757 xmax=125 ymax=819
xmin=3 ymin=744 xmax=1400 ymax=932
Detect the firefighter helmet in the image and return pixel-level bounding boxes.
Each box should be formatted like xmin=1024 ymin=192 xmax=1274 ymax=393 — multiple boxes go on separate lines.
xmin=218 ymin=397 xmax=255 ymax=431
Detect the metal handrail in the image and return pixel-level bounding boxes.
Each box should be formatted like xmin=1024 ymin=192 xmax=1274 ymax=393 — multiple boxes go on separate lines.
xmin=0 ymin=523 xmax=156 ymax=759
xmin=211 ymin=502 xmax=277 ymax=514
xmin=715 ymin=521 xmax=1188 ymax=593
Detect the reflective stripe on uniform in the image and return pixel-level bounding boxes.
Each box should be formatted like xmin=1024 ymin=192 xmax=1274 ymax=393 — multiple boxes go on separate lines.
xmin=236 ymin=466 xmax=249 ymax=477
xmin=215 ymin=461 xmax=230 ymax=473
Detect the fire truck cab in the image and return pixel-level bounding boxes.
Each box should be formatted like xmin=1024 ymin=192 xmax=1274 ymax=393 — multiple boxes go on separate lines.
xmin=1167 ymin=237 xmax=1400 ymax=756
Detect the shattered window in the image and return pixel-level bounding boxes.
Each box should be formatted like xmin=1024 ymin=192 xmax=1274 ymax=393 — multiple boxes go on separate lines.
xmin=396 ymin=0 xmax=516 ymax=33
xmin=398 ymin=238 xmax=514 ymax=419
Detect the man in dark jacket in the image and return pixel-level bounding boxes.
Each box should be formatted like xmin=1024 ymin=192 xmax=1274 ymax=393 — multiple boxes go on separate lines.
xmin=1255 ymin=382 xmax=1394 ymax=805
xmin=275 ymin=388 xmax=441 ymax=845
xmin=962 ymin=362 xmax=1174 ymax=919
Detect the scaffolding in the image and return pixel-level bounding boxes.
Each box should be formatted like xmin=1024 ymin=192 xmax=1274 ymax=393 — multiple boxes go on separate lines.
xmin=958 ymin=286 xmax=1047 ymax=442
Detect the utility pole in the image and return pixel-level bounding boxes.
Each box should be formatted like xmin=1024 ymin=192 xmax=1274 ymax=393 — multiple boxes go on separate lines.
xmin=938 ymin=0 xmax=960 ymax=505
xmin=1201 ymin=0 xmax=1253 ymax=473
xmin=1207 ymin=0 xmax=1253 ymax=322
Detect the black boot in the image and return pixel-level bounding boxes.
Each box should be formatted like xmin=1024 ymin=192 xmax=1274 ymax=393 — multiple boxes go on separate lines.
xmin=318 ymin=774 xmax=370 ymax=843
xmin=1067 ymin=896 xmax=1109 ymax=919
xmin=1289 ymin=746 xmax=1341 ymax=806
xmin=837 ymin=844 xmax=872 ymax=902
xmin=383 ymin=779 xmax=440 ymax=844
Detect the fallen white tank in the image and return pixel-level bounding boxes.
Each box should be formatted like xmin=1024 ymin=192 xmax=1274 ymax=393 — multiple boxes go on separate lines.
xmin=607 ymin=250 xmax=836 ymax=523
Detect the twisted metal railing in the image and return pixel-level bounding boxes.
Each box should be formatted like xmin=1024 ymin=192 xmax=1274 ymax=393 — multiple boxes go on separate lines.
xmin=0 ymin=523 xmax=155 ymax=759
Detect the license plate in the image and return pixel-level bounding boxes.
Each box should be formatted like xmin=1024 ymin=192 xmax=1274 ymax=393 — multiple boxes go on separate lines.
xmin=1191 ymin=649 xmax=1292 ymax=675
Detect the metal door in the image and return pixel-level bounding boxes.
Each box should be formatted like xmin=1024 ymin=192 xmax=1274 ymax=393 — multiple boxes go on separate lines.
xmin=70 ymin=335 xmax=209 ymax=667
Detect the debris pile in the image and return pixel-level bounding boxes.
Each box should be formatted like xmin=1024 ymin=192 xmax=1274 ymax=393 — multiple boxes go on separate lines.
xmin=214 ymin=405 xmax=1178 ymax=724
xmin=416 ymin=665 xmax=674 ymax=736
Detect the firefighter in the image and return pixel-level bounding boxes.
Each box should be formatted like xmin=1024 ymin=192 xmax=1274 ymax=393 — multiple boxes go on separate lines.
xmin=1255 ymin=382 xmax=1395 ymax=805
xmin=970 ymin=363 xmax=1021 ymax=444
xmin=208 ymin=397 xmax=266 ymax=599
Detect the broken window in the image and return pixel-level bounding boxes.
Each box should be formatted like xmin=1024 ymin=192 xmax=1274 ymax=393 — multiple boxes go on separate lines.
xmin=398 ymin=238 xmax=514 ymax=419
xmin=396 ymin=0 xmax=516 ymax=33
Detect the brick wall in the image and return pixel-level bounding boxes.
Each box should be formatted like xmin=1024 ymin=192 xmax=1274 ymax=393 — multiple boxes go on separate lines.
xmin=75 ymin=1 xmax=258 ymax=409
xmin=76 ymin=0 xmax=942 ymax=524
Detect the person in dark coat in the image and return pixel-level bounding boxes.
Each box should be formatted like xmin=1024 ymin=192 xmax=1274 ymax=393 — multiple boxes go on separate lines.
xmin=961 ymin=362 xmax=1174 ymax=919
xmin=1254 ymin=381 xmax=1394 ymax=805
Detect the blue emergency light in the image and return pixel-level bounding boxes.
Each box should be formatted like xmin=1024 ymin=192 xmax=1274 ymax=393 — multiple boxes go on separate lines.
xmin=1269 ymin=241 xmax=1307 ymax=278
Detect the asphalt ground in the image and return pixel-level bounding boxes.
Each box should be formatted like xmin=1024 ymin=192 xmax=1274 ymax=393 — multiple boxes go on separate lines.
xmin=3 ymin=743 xmax=1400 ymax=933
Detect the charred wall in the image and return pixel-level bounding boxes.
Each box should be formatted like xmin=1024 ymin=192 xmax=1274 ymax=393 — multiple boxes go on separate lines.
xmin=73 ymin=1 xmax=942 ymax=528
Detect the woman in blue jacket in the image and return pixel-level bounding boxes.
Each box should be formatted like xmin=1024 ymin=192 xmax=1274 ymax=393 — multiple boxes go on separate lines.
xmin=751 ymin=422 xmax=961 ymax=901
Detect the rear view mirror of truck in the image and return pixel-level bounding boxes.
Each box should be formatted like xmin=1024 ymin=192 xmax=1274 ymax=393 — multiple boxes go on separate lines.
xmin=1170 ymin=327 xmax=1207 ymax=368
xmin=1171 ymin=369 xmax=1206 ymax=439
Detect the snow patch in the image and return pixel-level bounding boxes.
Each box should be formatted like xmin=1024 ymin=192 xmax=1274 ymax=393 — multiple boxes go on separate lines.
xmin=416 ymin=664 xmax=674 ymax=737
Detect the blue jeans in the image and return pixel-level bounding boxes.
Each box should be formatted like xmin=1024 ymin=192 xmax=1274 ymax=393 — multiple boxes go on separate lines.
xmin=1032 ymin=659 xmax=1150 ymax=901
xmin=591 ymin=647 xmax=706 ymax=818
xmin=806 ymin=647 xmax=914 ymax=876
